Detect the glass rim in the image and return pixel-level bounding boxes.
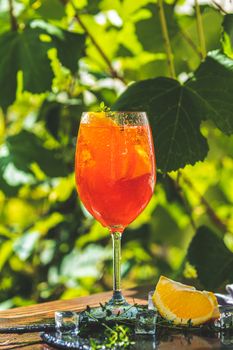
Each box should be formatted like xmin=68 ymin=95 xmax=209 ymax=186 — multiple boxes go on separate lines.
xmin=80 ymin=111 xmax=149 ymax=125
xmin=81 ymin=111 xmax=147 ymax=114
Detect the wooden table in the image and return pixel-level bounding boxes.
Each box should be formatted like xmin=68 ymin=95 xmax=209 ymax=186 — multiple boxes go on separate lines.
xmin=0 ymin=288 xmax=229 ymax=349
xmin=0 ymin=288 xmax=148 ymax=350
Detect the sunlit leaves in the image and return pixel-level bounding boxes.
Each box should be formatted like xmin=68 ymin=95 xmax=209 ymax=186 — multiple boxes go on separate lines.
xmin=38 ymin=95 xmax=84 ymax=141
xmin=187 ymin=50 xmax=233 ymax=135
xmin=7 ymin=130 xmax=69 ymax=176
xmin=0 ymin=130 xmax=69 ymax=195
xmin=31 ymin=0 xmax=65 ymax=20
xmin=0 ymin=240 xmax=13 ymax=270
xmin=221 ymin=14 xmax=233 ymax=58
xmin=100 ymin=0 xmax=154 ymax=19
xmin=0 ymin=8 xmax=10 ymax=34
xmin=86 ymin=0 xmax=100 ymax=14
xmin=0 ymin=31 xmax=22 ymax=111
xmin=14 ymin=232 xmax=40 ymax=261
xmin=61 ymin=244 xmax=111 ymax=280
xmin=135 ymin=4 xmax=222 ymax=76
xmin=82 ymin=15 xmax=119 ymax=70
xmin=0 ymin=24 xmax=85 ymax=110
xmin=188 ymin=226 xmax=233 ymax=289
xmin=12 ymin=212 xmax=63 ymax=260
xmin=135 ymin=3 xmax=177 ymax=54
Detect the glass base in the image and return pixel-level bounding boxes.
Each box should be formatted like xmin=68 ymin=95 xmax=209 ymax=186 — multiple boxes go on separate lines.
xmin=79 ymin=293 xmax=142 ymax=325
xmin=79 ymin=305 xmax=140 ymax=326
xmin=107 ymin=290 xmax=129 ymax=306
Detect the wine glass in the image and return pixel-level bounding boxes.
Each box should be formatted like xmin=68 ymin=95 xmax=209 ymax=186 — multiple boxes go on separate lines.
xmin=75 ymin=111 xmax=156 ymax=317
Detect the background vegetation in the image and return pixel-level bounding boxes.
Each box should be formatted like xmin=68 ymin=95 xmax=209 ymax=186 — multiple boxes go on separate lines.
xmin=0 ymin=0 xmax=233 ymax=309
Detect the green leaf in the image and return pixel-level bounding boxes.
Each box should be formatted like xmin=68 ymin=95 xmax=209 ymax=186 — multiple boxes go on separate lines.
xmin=0 ymin=25 xmax=85 ymax=110
xmin=187 ymin=226 xmax=233 ymax=289
xmin=151 ymin=205 xmax=184 ymax=247
xmin=0 ymin=240 xmax=13 ymax=270
xmin=0 ymin=170 xmax=20 ymax=197
xmin=0 ymin=130 xmax=69 ymax=195
xmin=38 ymin=95 xmax=84 ymax=140
xmin=0 ymin=31 xmax=19 ymax=111
xmin=55 ymin=29 xmax=86 ymax=74
xmin=61 ymin=244 xmax=111 ymax=280
xmin=8 ymin=130 xmax=69 ymax=176
xmin=86 ymin=0 xmax=100 ymax=14
xmin=0 ymin=9 xmax=10 ymax=34
xmin=116 ymin=44 xmax=134 ymax=57
xmin=33 ymin=0 xmax=65 ymax=20
xmin=113 ymin=77 xmax=208 ymax=172
xmin=114 ymin=50 xmax=233 ymax=171
xmin=13 ymin=232 xmax=40 ymax=261
xmin=135 ymin=5 xmax=222 ymax=76
xmin=222 ymin=14 xmax=233 ymax=58
xmin=31 ymin=21 xmax=86 ymax=74
xmin=186 ymin=50 xmax=233 ymax=135
xmin=135 ymin=4 xmax=177 ymax=54
xmin=39 ymin=100 xmax=61 ymax=140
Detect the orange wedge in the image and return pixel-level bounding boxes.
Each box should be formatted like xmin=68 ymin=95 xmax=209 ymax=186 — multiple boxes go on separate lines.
xmin=152 ymin=276 xmax=220 ymax=326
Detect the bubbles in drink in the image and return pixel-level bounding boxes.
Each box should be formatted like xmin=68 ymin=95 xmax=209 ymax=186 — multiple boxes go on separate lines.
xmin=75 ymin=113 xmax=156 ymax=228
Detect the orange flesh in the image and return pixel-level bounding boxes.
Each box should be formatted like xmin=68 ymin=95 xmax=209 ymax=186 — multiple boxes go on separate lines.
xmin=75 ymin=114 xmax=156 ymax=229
xmin=153 ymin=276 xmax=220 ymax=325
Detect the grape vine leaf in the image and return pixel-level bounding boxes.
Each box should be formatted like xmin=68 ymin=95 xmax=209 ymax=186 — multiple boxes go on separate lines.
xmin=0 ymin=24 xmax=85 ymax=111
xmin=186 ymin=50 xmax=233 ymax=135
xmin=187 ymin=226 xmax=233 ymax=289
xmin=113 ymin=77 xmax=208 ymax=172
xmin=114 ymin=50 xmax=233 ymax=172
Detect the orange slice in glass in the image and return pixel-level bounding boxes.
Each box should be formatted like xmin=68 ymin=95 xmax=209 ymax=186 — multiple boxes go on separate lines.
xmin=152 ymin=276 xmax=220 ymax=326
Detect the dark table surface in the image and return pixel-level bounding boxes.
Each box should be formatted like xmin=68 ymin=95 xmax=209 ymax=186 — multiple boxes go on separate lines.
xmin=0 ymin=287 xmax=232 ymax=349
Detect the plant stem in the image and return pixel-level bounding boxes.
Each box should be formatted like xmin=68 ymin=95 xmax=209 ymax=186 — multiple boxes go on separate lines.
xmin=61 ymin=0 xmax=126 ymax=83
xmin=173 ymin=172 xmax=196 ymax=230
xmin=211 ymin=0 xmax=228 ymax=14
xmin=180 ymin=29 xmax=202 ymax=59
xmin=182 ymin=174 xmax=228 ymax=233
xmin=85 ymin=311 xmax=113 ymax=332
xmin=194 ymin=0 xmax=206 ymax=59
xmin=157 ymin=0 xmax=176 ymax=79
xmin=8 ymin=0 xmax=18 ymax=31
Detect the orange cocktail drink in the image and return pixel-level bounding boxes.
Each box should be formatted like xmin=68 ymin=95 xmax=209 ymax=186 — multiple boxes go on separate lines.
xmin=75 ymin=112 xmax=156 ymax=231
xmin=75 ymin=111 xmax=156 ymax=309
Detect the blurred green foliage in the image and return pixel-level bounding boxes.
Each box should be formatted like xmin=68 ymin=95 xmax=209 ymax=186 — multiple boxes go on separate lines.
xmin=0 ymin=0 xmax=233 ymax=309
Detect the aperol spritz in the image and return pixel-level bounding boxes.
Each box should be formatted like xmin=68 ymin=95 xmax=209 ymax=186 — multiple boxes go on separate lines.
xmin=75 ymin=111 xmax=156 ymax=310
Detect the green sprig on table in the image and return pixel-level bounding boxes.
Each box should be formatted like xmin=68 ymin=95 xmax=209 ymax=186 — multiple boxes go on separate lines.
xmin=80 ymin=303 xmax=138 ymax=349
xmin=89 ymin=324 xmax=134 ymax=350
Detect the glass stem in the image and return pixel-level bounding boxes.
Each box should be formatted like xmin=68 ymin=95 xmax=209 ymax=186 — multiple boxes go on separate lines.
xmin=112 ymin=231 xmax=122 ymax=292
xmin=110 ymin=231 xmax=125 ymax=305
